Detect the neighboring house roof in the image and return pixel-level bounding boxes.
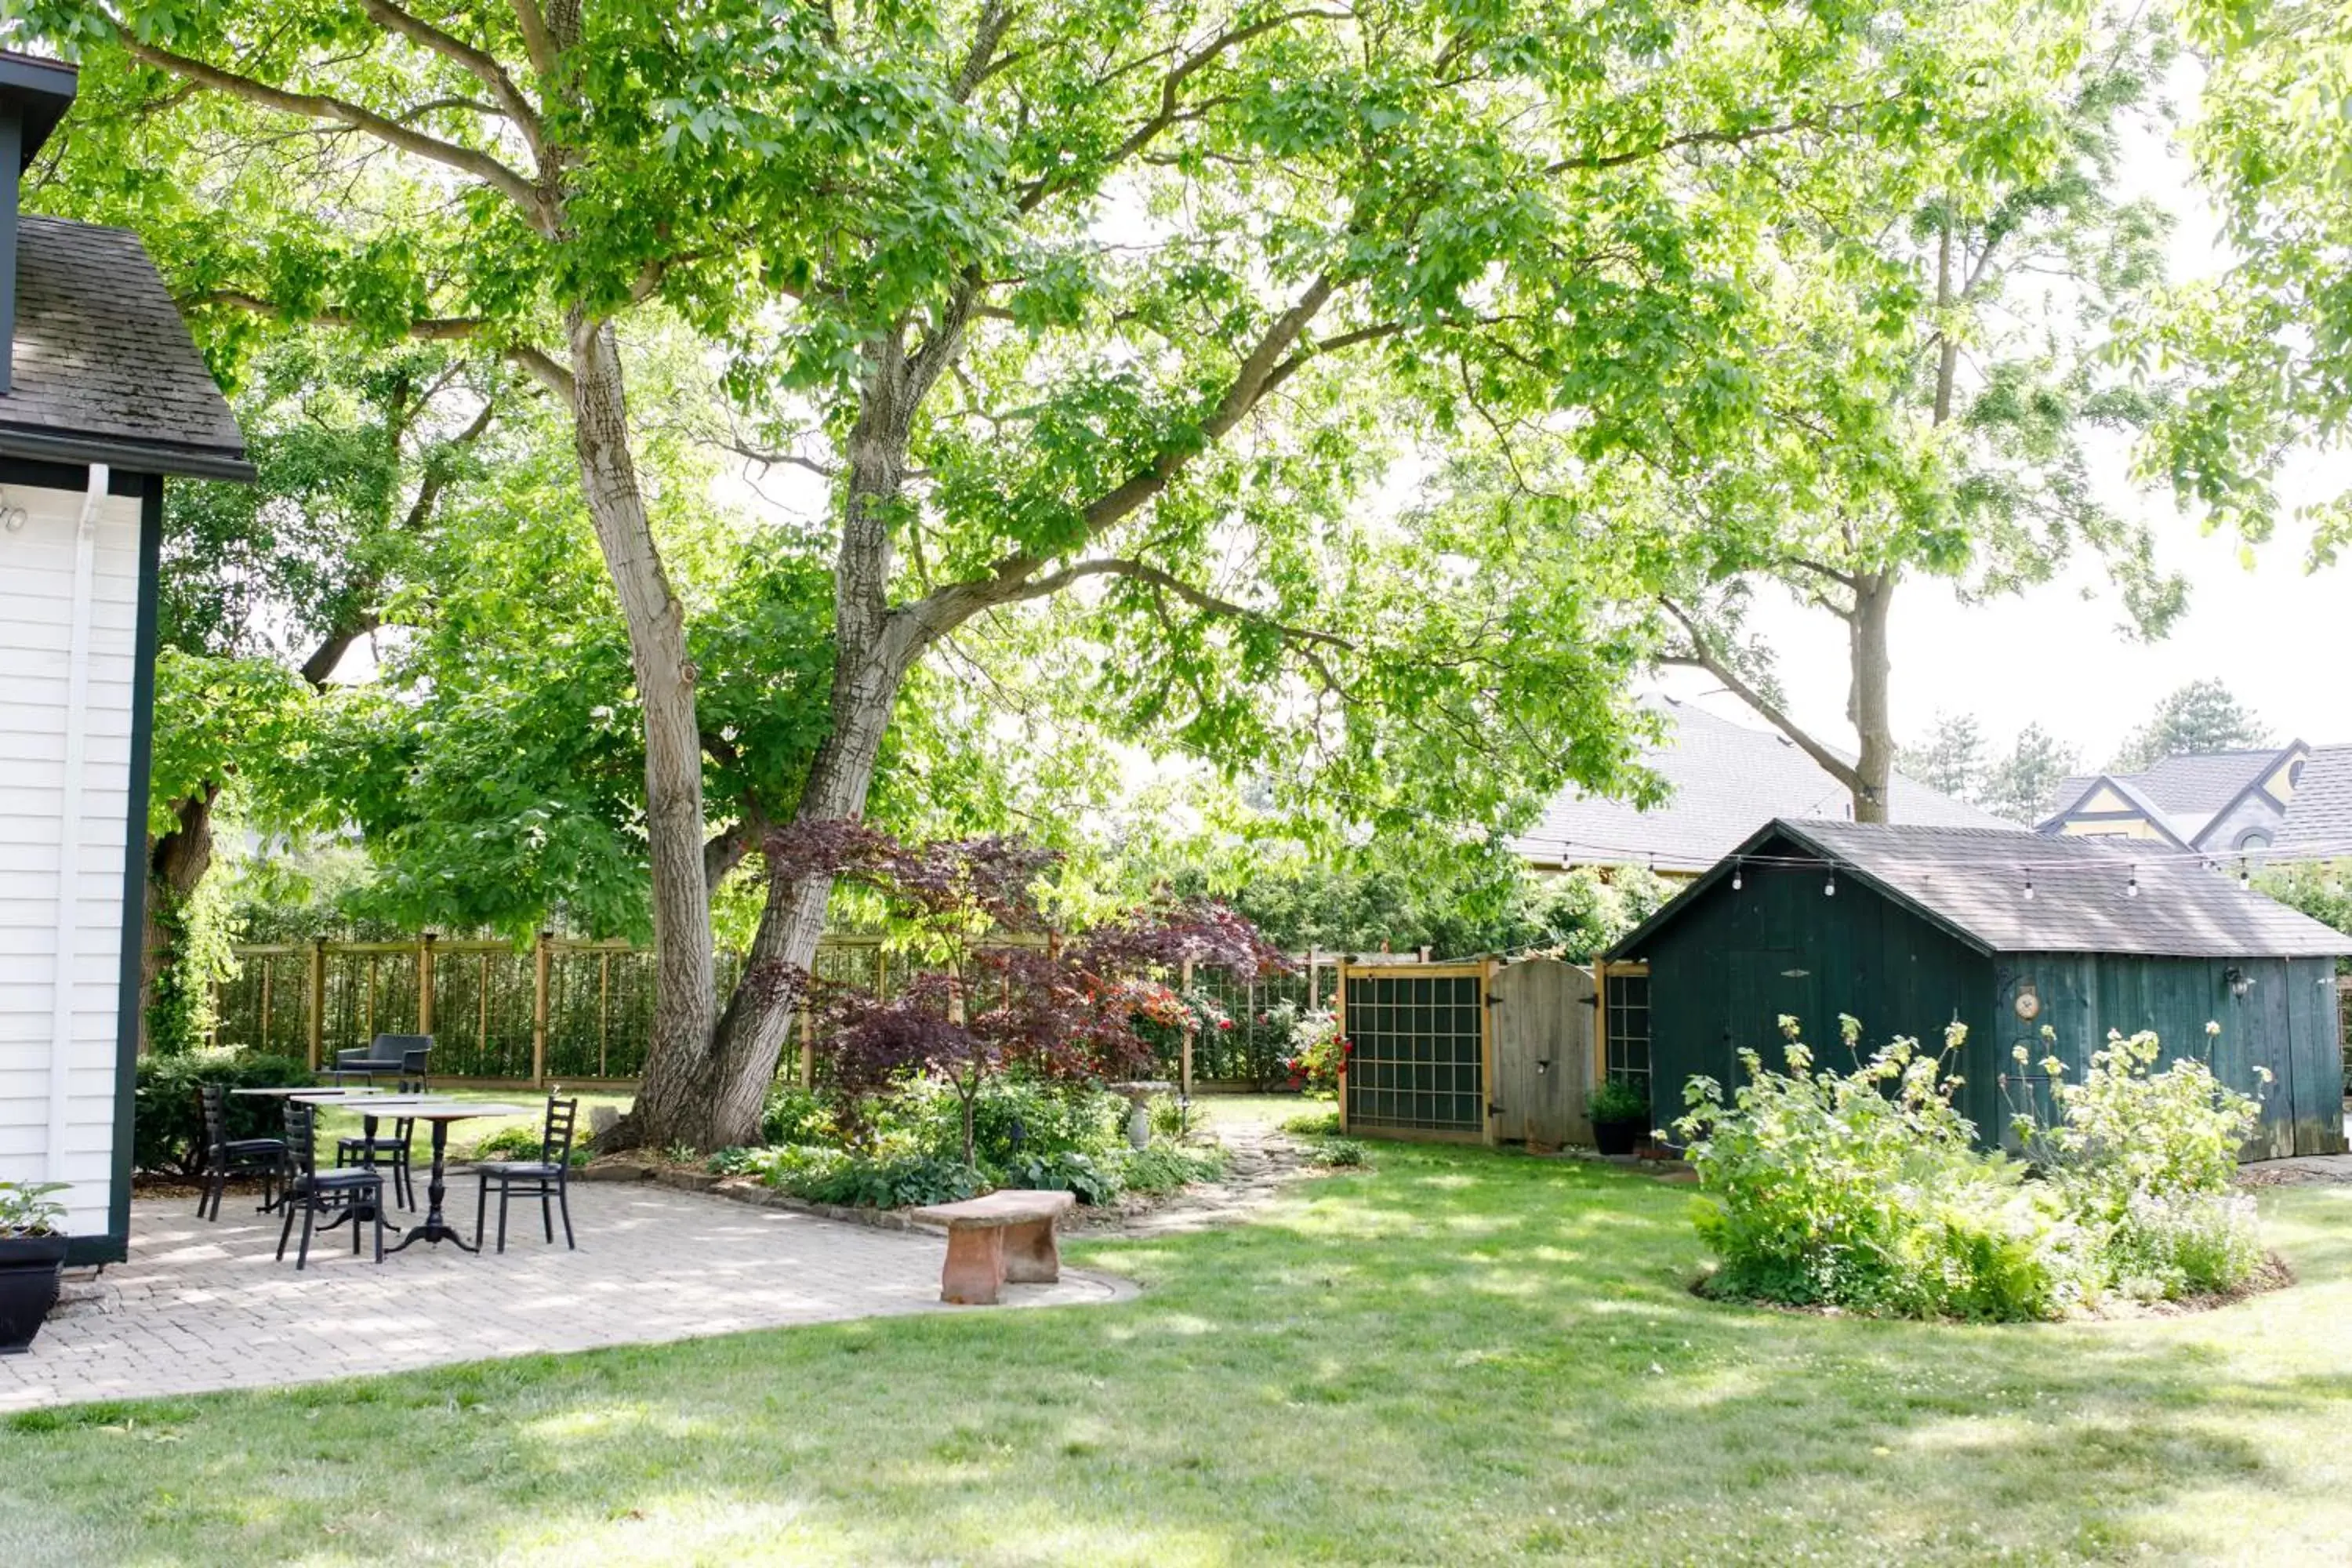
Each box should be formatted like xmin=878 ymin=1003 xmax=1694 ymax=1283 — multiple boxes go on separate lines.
xmin=1509 ymin=699 xmax=2022 ymax=875
xmin=2275 ymin=743 xmax=2352 ymax=861
xmin=1610 ymin=818 xmax=2352 ymax=962
xmin=0 ymin=216 xmax=253 ymax=481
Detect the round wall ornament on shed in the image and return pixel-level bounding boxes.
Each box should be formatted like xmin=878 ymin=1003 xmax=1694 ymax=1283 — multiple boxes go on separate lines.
xmin=2013 ymin=984 xmax=2042 ymax=1022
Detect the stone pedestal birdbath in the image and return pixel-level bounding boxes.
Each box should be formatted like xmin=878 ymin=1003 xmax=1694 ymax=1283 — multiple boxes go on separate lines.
xmin=1107 ymin=1081 xmax=1174 ymax=1150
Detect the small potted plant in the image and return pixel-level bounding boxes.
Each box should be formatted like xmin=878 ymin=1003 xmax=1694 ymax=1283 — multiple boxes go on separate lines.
xmin=1587 ymin=1079 xmax=1652 ymax=1157
xmin=0 ymin=1180 xmax=69 ymax=1354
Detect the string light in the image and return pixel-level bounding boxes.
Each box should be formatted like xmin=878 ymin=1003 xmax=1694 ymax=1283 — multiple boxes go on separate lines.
xmin=2238 ymin=859 xmax=2252 ymax=891
xmin=2126 ymin=865 xmax=2140 ymax=899
xmin=1823 ymin=870 xmax=1837 ymax=898
xmin=2021 ymin=872 xmax=2034 ymax=902
xmin=1730 ymin=861 xmax=1743 ymax=892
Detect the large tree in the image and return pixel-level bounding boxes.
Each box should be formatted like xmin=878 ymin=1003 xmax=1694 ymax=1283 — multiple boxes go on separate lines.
xmin=2143 ymin=0 xmax=2352 ymax=564
xmin=1565 ymin=5 xmax=2187 ymax=820
xmin=21 ymin=1 xmax=2068 ymax=1147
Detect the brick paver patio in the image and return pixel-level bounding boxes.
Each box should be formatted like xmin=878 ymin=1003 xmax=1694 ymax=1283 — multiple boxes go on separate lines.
xmin=0 ymin=1183 xmax=1131 ymax=1410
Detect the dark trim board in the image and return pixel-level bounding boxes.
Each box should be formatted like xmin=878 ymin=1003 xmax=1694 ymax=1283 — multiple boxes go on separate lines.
xmin=77 ymin=471 xmax=163 ymax=1268
xmin=0 ymin=426 xmax=256 ymax=483
xmin=0 ymin=455 xmax=146 ymax=495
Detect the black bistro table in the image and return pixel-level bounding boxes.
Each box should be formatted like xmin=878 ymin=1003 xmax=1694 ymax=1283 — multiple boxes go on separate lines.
xmin=315 ymin=1095 xmax=537 ymax=1254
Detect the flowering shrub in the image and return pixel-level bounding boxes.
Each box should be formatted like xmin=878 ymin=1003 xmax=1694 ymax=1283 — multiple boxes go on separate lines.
xmin=1680 ymin=1016 xmax=2275 ymax=1321
xmin=1675 ymin=1017 xmax=2085 ymax=1320
xmin=2006 ymin=1025 xmax=2265 ymax=1301
xmin=1280 ymin=1008 xmax=1348 ymax=1094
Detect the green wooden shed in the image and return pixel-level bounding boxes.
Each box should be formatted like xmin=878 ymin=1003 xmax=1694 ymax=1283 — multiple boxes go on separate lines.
xmin=1601 ymin=820 xmax=2350 ymax=1160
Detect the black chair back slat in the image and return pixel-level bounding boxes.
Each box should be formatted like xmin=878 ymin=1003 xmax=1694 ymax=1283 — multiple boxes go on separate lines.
xmin=541 ymin=1096 xmax=579 ymax=1164
xmin=282 ymin=1099 xmax=321 ymax=1178
xmin=198 ymin=1083 xmax=228 ymax=1156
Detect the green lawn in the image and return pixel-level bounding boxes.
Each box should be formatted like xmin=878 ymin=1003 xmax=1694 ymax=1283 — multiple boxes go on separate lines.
xmin=13 ymin=1132 xmax=2352 ymax=1565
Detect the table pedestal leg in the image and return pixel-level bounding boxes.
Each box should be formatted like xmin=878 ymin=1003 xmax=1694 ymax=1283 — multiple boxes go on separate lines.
xmin=388 ymin=1119 xmax=479 ymax=1254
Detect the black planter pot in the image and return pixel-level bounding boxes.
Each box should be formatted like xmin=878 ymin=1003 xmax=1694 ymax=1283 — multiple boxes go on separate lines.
xmin=1592 ymin=1117 xmax=1643 ymax=1157
xmin=0 ymin=1232 xmax=67 ymax=1354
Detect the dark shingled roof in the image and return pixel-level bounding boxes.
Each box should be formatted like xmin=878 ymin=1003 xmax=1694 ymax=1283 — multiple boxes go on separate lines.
xmin=1667 ymin=819 xmax=2352 ymax=959
xmin=0 ymin=216 xmax=251 ymax=480
xmin=2277 ymin=744 xmax=2352 ymax=861
xmin=1508 ymin=699 xmax=2020 ymax=874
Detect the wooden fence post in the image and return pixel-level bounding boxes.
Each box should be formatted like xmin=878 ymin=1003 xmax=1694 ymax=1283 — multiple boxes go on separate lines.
xmin=532 ymin=931 xmax=551 ymax=1088
xmin=418 ymin=931 xmax=436 ymax=1036
xmin=1178 ymin=957 xmax=1195 ymax=1101
xmin=1334 ymin=957 xmax=1349 ymax=1134
xmin=307 ymin=938 xmax=325 ymax=1071
xmin=597 ymin=949 xmax=612 ymax=1078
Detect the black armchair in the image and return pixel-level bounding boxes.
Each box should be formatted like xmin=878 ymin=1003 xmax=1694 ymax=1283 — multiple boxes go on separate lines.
xmin=328 ymin=1033 xmax=432 ymax=1086
xmin=474 ymin=1096 xmax=579 ymax=1254
xmin=194 ymin=1083 xmax=285 ymax=1221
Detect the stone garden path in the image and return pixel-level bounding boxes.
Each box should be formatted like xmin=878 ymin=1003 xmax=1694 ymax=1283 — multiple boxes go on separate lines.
xmin=1 ymin=1183 xmax=1131 ymax=1411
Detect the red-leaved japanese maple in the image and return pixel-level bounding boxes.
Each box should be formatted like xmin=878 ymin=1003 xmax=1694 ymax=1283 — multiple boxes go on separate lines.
xmin=766 ymin=822 xmax=1284 ymax=1167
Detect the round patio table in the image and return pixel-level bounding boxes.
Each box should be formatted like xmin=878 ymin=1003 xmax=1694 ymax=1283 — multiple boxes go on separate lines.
xmin=326 ymin=1097 xmax=538 ymax=1254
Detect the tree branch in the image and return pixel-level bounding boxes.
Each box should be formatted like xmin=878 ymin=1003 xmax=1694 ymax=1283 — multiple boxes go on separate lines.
xmin=891 ymin=273 xmax=1347 ymax=650
xmin=1016 ymin=9 xmax=1352 ymax=212
xmin=112 ymin=21 xmax=554 ymax=230
xmin=992 ymin=556 xmax=1356 ymax=650
xmin=1656 ymin=597 xmax=1862 ymax=792
xmin=511 ymin=0 xmax=561 ymax=83
xmin=185 ymin=290 xmax=576 ymax=402
xmin=361 ymin=0 xmax=546 ymax=167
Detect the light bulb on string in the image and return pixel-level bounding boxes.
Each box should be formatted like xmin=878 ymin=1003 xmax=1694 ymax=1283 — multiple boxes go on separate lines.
xmin=1730 ymin=861 xmax=1743 ymax=892
xmin=2022 ymin=872 xmax=2034 ymax=902
xmin=1823 ymin=869 xmax=1837 ymax=898
xmin=2238 ymin=859 xmax=2251 ymax=891
xmin=2126 ymin=865 xmax=2140 ymax=900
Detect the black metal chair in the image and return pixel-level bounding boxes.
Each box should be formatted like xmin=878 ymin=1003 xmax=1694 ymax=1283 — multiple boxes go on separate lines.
xmin=194 ymin=1083 xmax=285 ymax=1221
xmin=336 ymin=1080 xmax=419 ymax=1210
xmin=474 ymin=1096 xmax=579 ymax=1254
xmin=397 ymin=1041 xmax=433 ymax=1092
xmin=276 ymin=1100 xmax=385 ymax=1269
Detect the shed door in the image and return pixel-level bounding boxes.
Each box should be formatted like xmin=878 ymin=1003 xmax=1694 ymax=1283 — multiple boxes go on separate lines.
xmin=1490 ymin=960 xmax=1593 ymax=1148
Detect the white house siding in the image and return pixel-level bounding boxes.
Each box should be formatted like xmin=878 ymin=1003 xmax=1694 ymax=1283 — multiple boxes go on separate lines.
xmin=0 ymin=478 xmax=143 ymax=1242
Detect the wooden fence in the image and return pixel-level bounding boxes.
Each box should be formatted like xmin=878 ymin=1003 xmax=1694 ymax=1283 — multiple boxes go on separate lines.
xmin=211 ymin=935 xmax=1344 ymax=1089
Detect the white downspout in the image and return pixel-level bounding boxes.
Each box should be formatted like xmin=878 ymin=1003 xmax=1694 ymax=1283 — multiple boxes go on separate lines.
xmin=48 ymin=463 xmax=109 ymax=1185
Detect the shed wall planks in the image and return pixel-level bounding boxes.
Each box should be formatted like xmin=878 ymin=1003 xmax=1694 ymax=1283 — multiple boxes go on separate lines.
xmin=0 ymin=479 xmax=144 ymax=1239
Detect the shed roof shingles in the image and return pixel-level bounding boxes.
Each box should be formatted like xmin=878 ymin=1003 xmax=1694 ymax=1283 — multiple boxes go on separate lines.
xmin=1782 ymin=819 xmax=2351 ymax=959
xmin=0 ymin=216 xmax=247 ymax=470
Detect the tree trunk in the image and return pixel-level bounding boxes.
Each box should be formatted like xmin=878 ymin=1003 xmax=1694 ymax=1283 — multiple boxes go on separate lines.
xmin=666 ymin=337 xmax=942 ymax=1146
xmin=1846 ymin=571 xmax=1896 ymax=824
xmin=140 ymin=786 xmax=220 ymax=1054
xmin=565 ymin=311 xmax=717 ymax=1147
xmin=630 ymin=339 xmax=923 ymax=1149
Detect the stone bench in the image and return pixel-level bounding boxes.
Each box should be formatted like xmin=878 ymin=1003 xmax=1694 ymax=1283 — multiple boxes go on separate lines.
xmin=911 ymin=1189 xmax=1078 ymax=1305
